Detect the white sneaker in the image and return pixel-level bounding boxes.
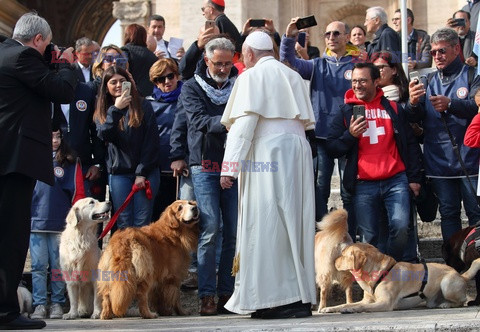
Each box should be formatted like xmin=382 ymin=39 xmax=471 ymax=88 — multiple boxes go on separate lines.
xmin=49 ymin=303 xmax=64 ymax=319
xmin=31 ymin=304 xmax=47 ymax=319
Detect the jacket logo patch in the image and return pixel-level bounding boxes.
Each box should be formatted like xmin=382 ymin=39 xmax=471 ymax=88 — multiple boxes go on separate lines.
xmin=76 ymin=100 xmax=87 ymax=111
xmin=344 ymin=70 xmax=352 ymax=80
xmin=54 ymin=166 xmax=64 ymax=178
xmin=456 ymin=87 xmax=468 ymax=99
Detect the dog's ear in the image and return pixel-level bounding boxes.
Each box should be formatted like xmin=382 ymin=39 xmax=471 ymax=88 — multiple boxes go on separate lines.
xmin=65 ymin=206 xmax=80 ymax=227
xmin=164 ymin=203 xmax=181 ymax=229
xmin=73 ymin=207 xmax=81 ymax=227
xmin=353 ymin=251 xmax=367 ymax=270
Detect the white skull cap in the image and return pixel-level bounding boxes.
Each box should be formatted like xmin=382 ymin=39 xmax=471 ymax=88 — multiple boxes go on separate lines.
xmin=244 ymin=30 xmax=273 ymax=51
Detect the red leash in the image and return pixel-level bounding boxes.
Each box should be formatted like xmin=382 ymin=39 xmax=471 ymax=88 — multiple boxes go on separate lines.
xmin=99 ymin=180 xmax=152 ymax=239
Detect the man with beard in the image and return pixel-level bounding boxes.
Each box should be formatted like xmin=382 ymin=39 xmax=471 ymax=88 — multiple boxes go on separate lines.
xmin=326 ymin=62 xmax=422 ymax=262
xmin=180 ymin=37 xmax=238 ymax=316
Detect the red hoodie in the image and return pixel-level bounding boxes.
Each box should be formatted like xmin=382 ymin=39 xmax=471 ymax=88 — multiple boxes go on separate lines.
xmin=344 ymin=88 xmax=406 ymax=180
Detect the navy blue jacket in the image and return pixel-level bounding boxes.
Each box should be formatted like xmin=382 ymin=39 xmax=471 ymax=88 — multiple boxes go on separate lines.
xmin=326 ymin=95 xmax=422 ymax=194
xmin=181 ymin=60 xmax=237 ymax=167
xmin=169 ymin=98 xmax=189 ymax=162
xmin=96 ymin=99 xmax=160 ymax=176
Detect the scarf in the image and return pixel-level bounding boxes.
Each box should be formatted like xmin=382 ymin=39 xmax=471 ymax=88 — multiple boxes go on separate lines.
xmin=152 ymin=80 xmax=183 ymax=103
xmin=194 ymin=74 xmax=235 ymax=105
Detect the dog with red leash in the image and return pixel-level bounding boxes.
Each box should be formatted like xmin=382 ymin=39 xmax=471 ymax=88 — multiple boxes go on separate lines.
xmin=442 ymin=224 xmax=480 ymax=306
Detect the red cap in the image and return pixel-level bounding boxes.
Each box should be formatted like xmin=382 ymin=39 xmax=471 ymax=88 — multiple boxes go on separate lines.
xmin=211 ymin=0 xmax=225 ymax=6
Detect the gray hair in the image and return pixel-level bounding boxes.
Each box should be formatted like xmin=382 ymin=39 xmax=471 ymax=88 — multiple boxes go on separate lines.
xmin=75 ymin=37 xmax=93 ymax=52
xmin=431 ymin=28 xmax=459 ymax=47
xmin=367 ymin=6 xmax=388 ymax=25
xmin=12 ymin=12 xmax=51 ymax=42
xmin=205 ymin=37 xmax=235 ymax=59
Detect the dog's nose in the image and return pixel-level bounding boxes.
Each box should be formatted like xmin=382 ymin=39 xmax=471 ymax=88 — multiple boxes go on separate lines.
xmin=192 ymin=206 xmax=198 ymax=214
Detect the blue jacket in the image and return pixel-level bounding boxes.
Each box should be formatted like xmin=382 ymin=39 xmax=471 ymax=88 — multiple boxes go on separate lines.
xmin=367 ymin=24 xmax=401 ymax=58
xmin=405 ymin=56 xmax=480 ymax=177
xmin=280 ymin=36 xmax=359 ymax=138
xmin=31 ymin=159 xmax=78 ymax=232
xmin=181 ymin=60 xmax=237 ymax=167
xmin=169 ymin=98 xmax=189 ymax=162
xmin=96 ymin=99 xmax=160 ymax=176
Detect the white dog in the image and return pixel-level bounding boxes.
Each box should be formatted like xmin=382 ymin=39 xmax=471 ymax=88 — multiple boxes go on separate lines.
xmin=59 ymin=198 xmax=110 ymax=319
xmin=17 ymin=284 xmax=32 ymax=317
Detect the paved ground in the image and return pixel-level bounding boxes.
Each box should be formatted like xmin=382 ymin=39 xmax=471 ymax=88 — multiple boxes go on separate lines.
xmin=38 ymin=307 xmax=480 ymax=331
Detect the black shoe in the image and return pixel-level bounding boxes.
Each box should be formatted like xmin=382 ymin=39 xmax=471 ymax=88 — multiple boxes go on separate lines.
xmin=0 ymin=315 xmax=46 ymax=330
xmin=260 ymin=301 xmax=312 ymax=319
xmin=250 ymin=308 xmax=268 ymax=318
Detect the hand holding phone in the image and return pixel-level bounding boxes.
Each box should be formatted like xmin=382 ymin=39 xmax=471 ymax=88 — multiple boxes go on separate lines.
xmin=295 ymin=15 xmax=317 ymax=30
xmin=297 ymin=32 xmax=306 ymax=48
xmin=249 ymin=19 xmax=266 ymax=27
xmin=121 ymin=81 xmax=131 ymax=97
xmin=409 ymin=71 xmax=420 ymax=85
xmin=352 ymin=105 xmax=366 ymax=121
xmin=205 ymin=20 xmax=216 ymax=30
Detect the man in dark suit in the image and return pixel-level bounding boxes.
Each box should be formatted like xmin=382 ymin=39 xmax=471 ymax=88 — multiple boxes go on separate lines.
xmin=0 ymin=12 xmax=76 ymax=329
xmin=447 ymin=10 xmax=477 ymax=67
xmin=72 ymin=37 xmax=94 ymax=82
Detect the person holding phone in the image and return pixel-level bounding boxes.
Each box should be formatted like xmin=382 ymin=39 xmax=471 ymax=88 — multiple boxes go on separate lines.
xmin=280 ymin=18 xmax=360 ymax=240
xmin=447 ymin=10 xmax=477 ymax=67
xmin=295 ymin=29 xmax=320 ymax=60
xmin=93 ymin=66 xmax=161 ymax=229
xmin=326 ymin=62 xmax=422 ymax=263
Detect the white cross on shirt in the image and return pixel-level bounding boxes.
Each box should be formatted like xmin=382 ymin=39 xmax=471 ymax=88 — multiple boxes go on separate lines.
xmin=362 ymin=120 xmax=385 ymax=144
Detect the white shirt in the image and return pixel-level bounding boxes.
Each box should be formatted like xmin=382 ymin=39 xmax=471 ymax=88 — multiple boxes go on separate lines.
xmin=77 ymin=62 xmax=91 ymax=82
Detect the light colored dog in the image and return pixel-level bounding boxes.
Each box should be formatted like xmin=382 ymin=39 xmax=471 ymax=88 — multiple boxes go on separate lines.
xmin=59 ymin=198 xmax=111 ymax=319
xmin=322 ymin=243 xmax=480 ymax=313
xmin=315 ymin=209 xmax=354 ymax=311
xmin=17 ymin=284 xmax=32 ymax=317
xmin=98 ymin=200 xmax=199 ymax=319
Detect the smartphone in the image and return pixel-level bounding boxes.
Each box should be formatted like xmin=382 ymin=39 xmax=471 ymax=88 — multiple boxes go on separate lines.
xmin=121 ymin=81 xmax=131 ymax=96
xmin=452 ymin=18 xmax=466 ymax=27
xmin=353 ymin=105 xmax=366 ymax=121
xmin=205 ymin=20 xmax=216 ymax=30
xmin=296 ymin=15 xmax=317 ymax=30
xmin=297 ymin=32 xmax=306 ymax=48
xmin=115 ymin=57 xmax=128 ymax=70
xmin=249 ymin=19 xmax=266 ymax=27
xmin=409 ymin=71 xmax=420 ymax=84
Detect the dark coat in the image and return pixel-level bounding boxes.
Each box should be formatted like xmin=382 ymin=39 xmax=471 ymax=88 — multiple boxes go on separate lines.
xmin=0 ymin=38 xmax=77 ymax=185
xmin=121 ymin=43 xmax=158 ymax=97
xmin=367 ymin=24 xmax=401 ymax=58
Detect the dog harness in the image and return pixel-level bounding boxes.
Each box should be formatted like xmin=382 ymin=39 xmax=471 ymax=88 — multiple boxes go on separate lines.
xmin=460 ymin=225 xmax=480 ymax=262
xmin=403 ymin=260 xmax=428 ymax=300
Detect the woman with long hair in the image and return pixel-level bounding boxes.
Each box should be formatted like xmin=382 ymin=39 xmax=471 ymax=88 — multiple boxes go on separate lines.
xmin=94 ymin=66 xmax=160 ymax=229
xmin=372 ymin=50 xmax=409 ymax=104
xmin=90 ymin=44 xmax=126 ymax=93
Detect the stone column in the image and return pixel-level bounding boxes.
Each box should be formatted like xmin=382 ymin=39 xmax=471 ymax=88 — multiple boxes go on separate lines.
xmin=112 ymin=0 xmax=151 ymax=45
xmin=0 ymin=0 xmax=28 ymax=36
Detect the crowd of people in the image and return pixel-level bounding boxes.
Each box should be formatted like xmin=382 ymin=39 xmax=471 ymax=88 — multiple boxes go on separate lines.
xmin=2 ymin=0 xmax=480 ymax=329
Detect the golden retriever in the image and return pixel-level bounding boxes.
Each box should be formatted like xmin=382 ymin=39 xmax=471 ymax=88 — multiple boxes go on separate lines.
xmin=322 ymin=243 xmax=480 ymax=313
xmin=315 ymin=209 xmax=353 ymax=311
xmin=59 ymin=198 xmax=111 ymax=319
xmin=97 ymin=200 xmax=199 ymax=319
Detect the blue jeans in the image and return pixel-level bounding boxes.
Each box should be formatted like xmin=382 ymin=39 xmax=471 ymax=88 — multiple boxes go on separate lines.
xmin=29 ymin=232 xmax=65 ymax=306
xmin=315 ymin=140 xmax=356 ymax=239
xmin=109 ymin=168 xmax=160 ymax=229
xmin=191 ymin=166 xmax=238 ymax=298
xmin=431 ymin=177 xmax=480 ymax=242
xmin=354 ymin=172 xmax=413 ymax=261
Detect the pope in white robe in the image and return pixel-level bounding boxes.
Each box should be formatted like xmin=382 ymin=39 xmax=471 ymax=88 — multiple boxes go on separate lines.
xmin=219 ymin=31 xmax=317 ymax=317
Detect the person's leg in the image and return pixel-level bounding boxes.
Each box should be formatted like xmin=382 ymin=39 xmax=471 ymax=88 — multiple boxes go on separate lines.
xmin=460 ymin=176 xmax=480 ymax=226
xmin=430 ymin=178 xmax=462 ymax=242
xmin=337 ymin=155 xmax=356 ymax=240
xmin=190 ymin=167 xmax=221 ymax=301
xmin=108 ymin=174 xmax=135 ymax=229
xmin=217 ymin=180 xmax=238 ymax=297
xmin=29 ymin=233 xmax=48 ymax=307
xmin=381 ymin=173 xmax=412 ymax=262
xmin=179 ymin=171 xmax=196 ymax=201
xmin=133 ymin=168 xmax=160 ymax=227
xmin=46 ymin=233 xmax=65 ymax=305
xmin=354 ymin=180 xmax=382 ymax=247
xmin=314 ymin=140 xmax=335 ymax=221
xmin=0 ymin=173 xmax=36 ymax=322
xmin=152 ymin=172 xmax=176 ymax=221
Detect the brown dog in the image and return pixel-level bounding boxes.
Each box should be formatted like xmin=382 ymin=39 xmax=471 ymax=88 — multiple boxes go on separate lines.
xmin=442 ymin=226 xmax=480 ymax=305
xmin=97 ymin=200 xmax=199 ymax=319
xmin=322 ymin=243 xmax=480 ymax=313
xmin=315 ymin=209 xmax=354 ymax=311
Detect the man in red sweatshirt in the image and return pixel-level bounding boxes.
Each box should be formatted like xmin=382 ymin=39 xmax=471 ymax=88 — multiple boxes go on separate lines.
xmin=326 ymin=62 xmax=422 ymax=261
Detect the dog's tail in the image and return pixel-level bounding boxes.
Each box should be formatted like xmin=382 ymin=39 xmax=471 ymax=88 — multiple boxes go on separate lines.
xmin=316 ymin=208 xmax=349 ymax=237
xmin=461 ymin=258 xmax=480 ymax=280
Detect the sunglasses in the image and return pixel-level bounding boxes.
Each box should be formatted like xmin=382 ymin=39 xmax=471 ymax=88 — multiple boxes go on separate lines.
xmin=430 ymin=48 xmax=448 ymax=57
xmin=324 ymin=31 xmax=342 ymax=38
xmin=155 ymin=72 xmax=175 ymax=84
xmin=103 ymin=55 xmax=119 ymax=63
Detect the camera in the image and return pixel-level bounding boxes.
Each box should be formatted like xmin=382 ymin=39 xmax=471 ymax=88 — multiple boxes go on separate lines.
xmin=43 ymin=43 xmax=66 ymax=69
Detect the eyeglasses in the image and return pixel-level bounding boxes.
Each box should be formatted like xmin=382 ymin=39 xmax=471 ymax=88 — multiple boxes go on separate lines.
xmin=430 ymin=48 xmax=448 ymax=57
xmin=211 ymin=61 xmax=233 ymax=69
xmin=375 ymin=64 xmax=391 ymax=70
xmin=351 ymin=78 xmax=370 ymax=85
xmin=324 ymin=31 xmax=343 ymax=38
xmin=155 ymin=72 xmax=176 ymax=84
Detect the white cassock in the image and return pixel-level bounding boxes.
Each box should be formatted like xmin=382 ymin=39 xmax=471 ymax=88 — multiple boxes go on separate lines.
xmin=221 ymin=56 xmax=317 ymax=314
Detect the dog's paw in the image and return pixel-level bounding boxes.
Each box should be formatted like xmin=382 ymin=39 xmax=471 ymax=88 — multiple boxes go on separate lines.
xmin=63 ymin=312 xmax=79 ymax=320
xmin=438 ymin=302 xmax=453 ymax=309
xmin=339 ymin=307 xmax=358 ymax=314
xmin=320 ymin=307 xmax=336 ymax=314
xmin=141 ymin=311 xmax=158 ymax=319
xmin=90 ymin=311 xmax=101 ymax=319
